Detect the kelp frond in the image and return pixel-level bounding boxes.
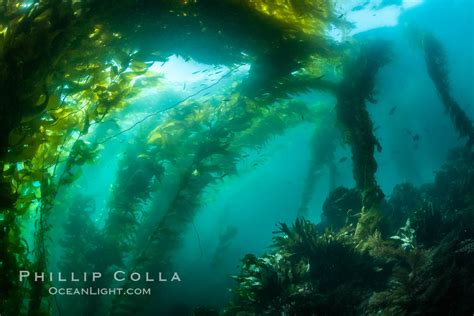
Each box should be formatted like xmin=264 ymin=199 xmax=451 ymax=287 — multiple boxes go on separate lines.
xmin=422 ymin=33 xmax=474 ymax=147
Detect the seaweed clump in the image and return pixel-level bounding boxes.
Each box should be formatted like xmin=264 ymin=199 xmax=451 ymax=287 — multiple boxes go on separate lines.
xmin=368 ymin=147 xmax=474 ymax=315
xmin=227 ymin=219 xmax=387 ymax=315
xmin=229 ymin=146 xmax=474 ymax=316
xmin=411 ymin=147 xmax=474 ymax=247
xmin=322 ymin=186 xmax=362 ymax=231
xmin=386 ymin=183 xmax=423 ymax=233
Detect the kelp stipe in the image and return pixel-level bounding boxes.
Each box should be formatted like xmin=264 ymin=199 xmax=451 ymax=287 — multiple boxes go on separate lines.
xmin=297 ymin=108 xmax=340 ymax=218
xmin=335 ymin=40 xmax=391 ymax=209
xmin=332 ymin=40 xmax=392 ymax=243
xmin=422 ymin=33 xmax=474 ymax=147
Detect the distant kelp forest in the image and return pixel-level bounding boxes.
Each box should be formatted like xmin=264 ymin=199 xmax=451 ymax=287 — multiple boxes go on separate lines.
xmin=0 ymin=1 xmax=473 ymax=315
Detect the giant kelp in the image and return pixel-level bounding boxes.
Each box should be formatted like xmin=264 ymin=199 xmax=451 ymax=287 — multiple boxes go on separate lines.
xmin=297 ymin=108 xmax=340 ymax=218
xmin=229 ymin=146 xmax=474 ymax=315
xmin=227 ymin=219 xmax=388 ymax=315
xmin=422 ymin=33 xmax=474 ymax=147
xmin=0 ymin=2 xmax=156 ymax=312
xmin=368 ymin=149 xmax=474 ymax=315
xmin=335 ymin=40 xmax=391 ymax=210
xmin=322 ymin=186 xmax=362 ymax=231
xmin=57 ymin=194 xmax=104 ymax=314
xmin=332 ymin=40 xmax=392 ymax=246
xmin=0 ymin=0 xmax=340 ymax=313
xmin=2 ymin=1 xmax=470 ymax=315
xmin=108 ymin=92 xmax=319 ymax=315
xmin=105 ymin=135 xmax=165 ymax=256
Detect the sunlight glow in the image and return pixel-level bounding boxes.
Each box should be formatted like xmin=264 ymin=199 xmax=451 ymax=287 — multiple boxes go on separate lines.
xmin=333 ymin=0 xmax=425 ymax=36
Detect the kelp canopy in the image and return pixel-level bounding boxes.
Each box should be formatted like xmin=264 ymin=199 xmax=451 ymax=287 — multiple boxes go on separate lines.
xmin=0 ymin=0 xmax=472 ymax=315
xmin=0 ymin=0 xmax=342 ymax=314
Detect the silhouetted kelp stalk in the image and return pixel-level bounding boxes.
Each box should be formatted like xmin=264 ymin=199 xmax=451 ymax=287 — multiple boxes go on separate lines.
xmin=62 ymin=134 xmax=165 ymax=316
xmin=27 ymin=137 xmax=107 ymax=315
xmin=56 ymin=194 xmax=102 ymax=314
xmin=210 ymin=225 xmax=239 ymax=269
xmin=269 ymin=39 xmax=391 ymax=231
xmin=422 ymin=33 xmax=474 ymax=147
xmin=333 ymin=40 xmax=391 ymax=242
xmin=297 ymin=108 xmax=340 ymax=218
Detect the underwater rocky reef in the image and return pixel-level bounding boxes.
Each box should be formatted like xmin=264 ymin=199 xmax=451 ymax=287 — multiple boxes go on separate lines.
xmin=0 ymin=0 xmax=472 ymax=315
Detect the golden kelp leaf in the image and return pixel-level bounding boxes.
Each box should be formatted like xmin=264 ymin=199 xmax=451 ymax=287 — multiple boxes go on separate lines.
xmin=147 ymin=128 xmax=164 ymax=144
xmin=122 ymin=71 xmax=142 ymax=81
xmin=161 ymin=121 xmax=178 ymax=129
xmin=133 ymin=73 xmax=162 ymax=89
xmin=130 ymin=60 xmax=148 ymax=73
xmin=243 ymin=0 xmax=332 ymax=35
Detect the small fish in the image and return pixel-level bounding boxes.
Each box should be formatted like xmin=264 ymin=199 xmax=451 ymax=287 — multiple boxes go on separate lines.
xmin=337 ymin=13 xmax=344 ymax=19
xmin=301 ymin=114 xmax=305 ymax=120
xmin=252 ymin=163 xmax=259 ymax=167
xmin=389 ymin=106 xmax=397 ymax=115
xmin=192 ymin=70 xmax=200 ymax=74
xmin=183 ymin=82 xmax=187 ymax=90
xmin=220 ymin=173 xmax=227 ymax=179
xmin=412 ymin=134 xmax=420 ymax=142
xmin=241 ymin=154 xmax=249 ymax=158
xmin=339 ymin=157 xmax=348 ymax=163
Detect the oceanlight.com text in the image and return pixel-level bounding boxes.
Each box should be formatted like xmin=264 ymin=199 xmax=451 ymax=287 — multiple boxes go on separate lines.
xmin=48 ymin=287 xmax=152 ymax=296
